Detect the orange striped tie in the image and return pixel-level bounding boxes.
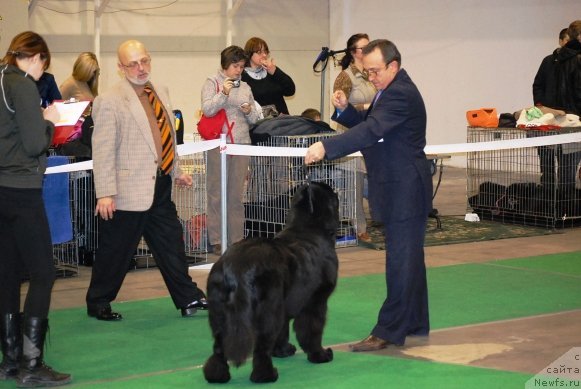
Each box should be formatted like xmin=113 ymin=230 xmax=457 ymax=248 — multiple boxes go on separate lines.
xmin=144 ymin=84 xmax=174 ymax=175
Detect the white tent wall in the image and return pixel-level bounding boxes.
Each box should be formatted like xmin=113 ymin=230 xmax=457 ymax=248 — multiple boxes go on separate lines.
xmin=27 ymin=0 xmax=329 ymax=139
xmin=329 ymin=0 xmax=577 ymax=166
xmin=21 ymin=1 xmax=579 ymax=167
xmin=0 ymin=2 xmax=29 ymax=56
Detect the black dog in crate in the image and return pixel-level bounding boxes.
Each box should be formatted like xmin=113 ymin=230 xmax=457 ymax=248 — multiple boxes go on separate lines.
xmin=203 ymin=181 xmax=339 ymax=383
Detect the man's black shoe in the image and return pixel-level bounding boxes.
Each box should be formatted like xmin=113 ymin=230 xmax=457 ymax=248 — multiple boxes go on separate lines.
xmin=87 ymin=306 xmax=123 ymax=321
xmin=181 ymin=298 xmax=209 ymax=317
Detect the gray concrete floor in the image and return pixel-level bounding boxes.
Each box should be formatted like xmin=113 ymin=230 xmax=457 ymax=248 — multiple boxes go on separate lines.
xmin=45 ymin=166 xmax=581 ymax=375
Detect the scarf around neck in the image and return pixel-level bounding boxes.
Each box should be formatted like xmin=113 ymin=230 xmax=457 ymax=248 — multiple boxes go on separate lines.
xmin=244 ymin=66 xmax=267 ymax=80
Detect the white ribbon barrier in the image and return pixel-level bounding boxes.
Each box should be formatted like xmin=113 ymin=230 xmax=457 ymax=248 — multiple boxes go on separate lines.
xmin=46 ymin=159 xmax=94 ymax=174
xmin=425 ymin=132 xmax=581 ymax=155
xmin=45 ymin=131 xmax=581 ymax=175
xmin=45 ymin=138 xmax=220 ymax=174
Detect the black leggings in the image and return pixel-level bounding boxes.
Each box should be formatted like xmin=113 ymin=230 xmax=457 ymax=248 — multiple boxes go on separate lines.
xmin=0 ymin=186 xmax=55 ymax=318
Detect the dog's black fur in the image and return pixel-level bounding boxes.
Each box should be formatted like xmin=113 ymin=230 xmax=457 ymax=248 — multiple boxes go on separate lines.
xmin=203 ymin=181 xmax=340 ymax=383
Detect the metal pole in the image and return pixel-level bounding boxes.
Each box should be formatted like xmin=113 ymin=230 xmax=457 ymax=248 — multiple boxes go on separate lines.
xmin=226 ymin=0 xmax=232 ymax=46
xmin=319 ymin=66 xmax=326 ymax=120
xmin=94 ymin=0 xmax=100 ymax=63
xmin=220 ymin=133 xmax=228 ymax=254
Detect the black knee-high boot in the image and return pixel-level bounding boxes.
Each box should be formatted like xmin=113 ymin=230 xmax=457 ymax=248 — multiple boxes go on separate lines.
xmin=0 ymin=313 xmax=22 ymax=380
xmin=16 ymin=317 xmax=71 ymax=388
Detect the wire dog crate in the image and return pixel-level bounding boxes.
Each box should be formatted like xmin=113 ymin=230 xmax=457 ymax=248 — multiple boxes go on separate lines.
xmin=244 ymin=134 xmax=358 ymax=247
xmin=133 ymin=148 xmax=208 ymax=268
xmin=72 ymin=169 xmax=98 ymax=266
xmin=47 ymin=155 xmax=95 ymax=278
xmin=467 ymin=127 xmax=581 ymax=228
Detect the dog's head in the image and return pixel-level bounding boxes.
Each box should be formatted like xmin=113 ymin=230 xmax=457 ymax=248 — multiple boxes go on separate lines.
xmin=286 ymin=181 xmax=340 ymax=232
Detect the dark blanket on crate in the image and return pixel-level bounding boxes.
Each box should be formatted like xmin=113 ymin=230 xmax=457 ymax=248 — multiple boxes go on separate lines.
xmin=42 ymin=156 xmax=73 ymax=244
xmin=245 ymin=190 xmax=295 ymax=239
xmin=249 ymin=115 xmax=334 ymax=145
xmin=245 ymin=167 xmax=351 ymax=239
xmin=468 ymin=181 xmax=581 ymax=226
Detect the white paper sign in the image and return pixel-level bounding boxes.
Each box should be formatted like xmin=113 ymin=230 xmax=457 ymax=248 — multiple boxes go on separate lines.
xmin=53 ymin=100 xmax=90 ymax=127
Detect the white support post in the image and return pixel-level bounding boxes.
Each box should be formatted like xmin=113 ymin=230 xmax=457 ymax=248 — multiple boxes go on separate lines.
xmin=220 ymin=134 xmax=228 ymax=254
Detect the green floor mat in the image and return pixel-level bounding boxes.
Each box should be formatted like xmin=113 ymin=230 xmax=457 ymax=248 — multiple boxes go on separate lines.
xmin=35 ymin=300 xmax=213 ymax=384
xmin=3 ymin=252 xmax=577 ymax=388
xmin=487 ymin=251 xmax=581 ymax=276
xmin=54 ymin=352 xmax=533 ymax=389
xmin=325 ymin=251 xmax=581 ymax=344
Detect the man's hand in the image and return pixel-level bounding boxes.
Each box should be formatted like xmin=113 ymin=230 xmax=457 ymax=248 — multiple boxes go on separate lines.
xmin=95 ymin=196 xmax=116 ymax=220
xmin=332 ymin=90 xmax=348 ymax=111
xmin=304 ymin=141 xmax=326 ymax=165
xmin=175 ymin=173 xmax=193 ymax=186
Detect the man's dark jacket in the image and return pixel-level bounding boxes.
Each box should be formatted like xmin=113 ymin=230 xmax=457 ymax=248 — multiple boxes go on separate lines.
xmin=532 ymin=48 xmax=560 ymax=108
xmin=554 ymin=39 xmax=581 ymax=115
xmin=324 ymin=68 xmax=433 ymax=223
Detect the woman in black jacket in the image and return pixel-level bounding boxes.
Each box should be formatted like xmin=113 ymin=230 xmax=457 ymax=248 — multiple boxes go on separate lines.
xmin=554 ymin=21 xmax=581 ymax=197
xmin=0 ymin=31 xmax=71 ymax=387
xmin=241 ymin=37 xmax=295 ymax=115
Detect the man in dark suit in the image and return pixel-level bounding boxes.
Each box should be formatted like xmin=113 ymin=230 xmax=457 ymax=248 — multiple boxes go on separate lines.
xmin=305 ymin=39 xmax=432 ymax=350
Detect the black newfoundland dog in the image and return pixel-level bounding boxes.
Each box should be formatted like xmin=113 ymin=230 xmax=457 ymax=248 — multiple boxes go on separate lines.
xmin=203 ymin=181 xmax=339 ymax=383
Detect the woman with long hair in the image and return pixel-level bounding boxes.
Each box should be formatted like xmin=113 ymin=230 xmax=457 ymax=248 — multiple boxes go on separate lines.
xmin=333 ymin=33 xmax=377 ymax=243
xmin=0 ymin=31 xmax=71 ymax=387
xmin=59 ymin=51 xmax=100 ymax=101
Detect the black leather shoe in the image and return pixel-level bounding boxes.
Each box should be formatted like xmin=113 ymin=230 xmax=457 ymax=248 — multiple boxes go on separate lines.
xmin=87 ymin=306 xmax=123 ymax=321
xmin=181 ymin=298 xmax=209 ymax=317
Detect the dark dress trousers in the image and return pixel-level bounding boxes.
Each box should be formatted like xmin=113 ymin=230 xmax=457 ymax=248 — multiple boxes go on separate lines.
xmin=86 ymin=80 xmax=204 ymax=312
xmin=324 ymin=69 xmax=433 ymax=345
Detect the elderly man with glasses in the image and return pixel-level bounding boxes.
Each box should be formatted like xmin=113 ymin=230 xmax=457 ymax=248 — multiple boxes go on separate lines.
xmin=305 ymin=39 xmax=432 ymax=351
xmin=86 ymin=39 xmax=208 ymax=321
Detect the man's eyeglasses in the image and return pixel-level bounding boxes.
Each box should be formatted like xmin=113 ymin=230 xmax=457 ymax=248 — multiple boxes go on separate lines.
xmin=364 ymin=65 xmax=388 ymax=77
xmin=121 ymin=56 xmax=151 ymax=70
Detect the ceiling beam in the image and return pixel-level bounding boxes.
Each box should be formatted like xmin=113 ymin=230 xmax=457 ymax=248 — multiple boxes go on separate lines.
xmin=228 ymin=0 xmax=244 ymax=18
xmin=28 ymin=0 xmax=40 ymax=18
xmin=95 ymin=0 xmax=111 ymax=17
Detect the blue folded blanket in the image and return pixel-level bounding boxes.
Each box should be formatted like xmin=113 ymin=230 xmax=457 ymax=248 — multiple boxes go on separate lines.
xmin=42 ymin=156 xmax=73 ymax=244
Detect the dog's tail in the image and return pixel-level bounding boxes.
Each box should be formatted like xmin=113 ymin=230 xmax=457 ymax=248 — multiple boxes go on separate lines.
xmin=222 ymin=267 xmax=254 ymax=367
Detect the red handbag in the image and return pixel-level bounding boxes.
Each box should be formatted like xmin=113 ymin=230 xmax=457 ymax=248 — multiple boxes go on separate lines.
xmin=52 ymin=116 xmax=84 ymax=146
xmin=197 ymin=79 xmax=234 ymax=142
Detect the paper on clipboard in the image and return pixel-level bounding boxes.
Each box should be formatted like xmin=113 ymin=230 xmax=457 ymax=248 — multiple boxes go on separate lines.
xmin=53 ymin=100 xmax=90 ymax=127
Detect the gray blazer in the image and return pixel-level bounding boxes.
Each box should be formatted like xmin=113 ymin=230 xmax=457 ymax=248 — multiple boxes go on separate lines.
xmin=92 ymin=78 xmax=180 ymax=211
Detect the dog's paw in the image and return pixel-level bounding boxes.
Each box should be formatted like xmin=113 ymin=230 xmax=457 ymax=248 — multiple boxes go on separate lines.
xmin=272 ymin=342 xmax=297 ymax=358
xmin=203 ymin=355 xmax=231 ymax=383
xmin=250 ymin=366 xmax=279 ymax=383
xmin=307 ymin=347 xmax=334 ymax=364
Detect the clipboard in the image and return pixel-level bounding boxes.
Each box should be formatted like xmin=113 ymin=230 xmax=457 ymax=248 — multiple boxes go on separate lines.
xmin=53 ymin=100 xmax=90 ymax=127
